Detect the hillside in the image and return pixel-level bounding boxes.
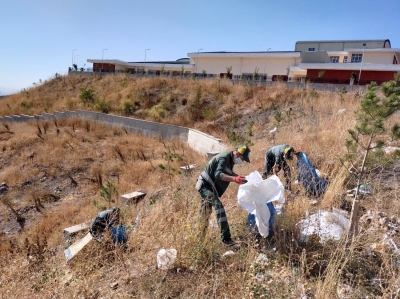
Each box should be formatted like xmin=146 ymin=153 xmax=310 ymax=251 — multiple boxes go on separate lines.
xmin=1 ymin=74 xmax=400 ymax=298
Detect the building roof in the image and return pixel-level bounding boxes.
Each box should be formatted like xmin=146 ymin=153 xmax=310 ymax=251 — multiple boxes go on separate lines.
xmin=187 ymin=51 xmax=301 ymax=58
xmin=128 ymin=58 xmax=190 ymax=64
xmin=296 ymin=39 xmax=390 ymax=45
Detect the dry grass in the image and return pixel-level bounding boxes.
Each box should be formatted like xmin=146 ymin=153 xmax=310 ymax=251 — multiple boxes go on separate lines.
xmin=0 ymin=75 xmax=399 ymax=298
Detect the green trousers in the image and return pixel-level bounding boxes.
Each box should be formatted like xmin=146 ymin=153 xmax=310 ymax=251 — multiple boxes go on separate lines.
xmin=198 ymin=185 xmax=231 ymax=242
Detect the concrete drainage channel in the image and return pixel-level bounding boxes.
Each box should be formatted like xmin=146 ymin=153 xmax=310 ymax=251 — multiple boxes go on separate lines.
xmin=0 ymin=110 xmax=227 ymax=156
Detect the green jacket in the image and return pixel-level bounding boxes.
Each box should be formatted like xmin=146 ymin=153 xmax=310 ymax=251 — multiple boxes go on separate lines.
xmin=201 ymin=151 xmax=235 ymax=197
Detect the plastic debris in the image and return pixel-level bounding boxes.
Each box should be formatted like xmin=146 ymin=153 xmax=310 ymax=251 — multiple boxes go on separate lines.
xmin=255 ymin=253 xmax=269 ymax=265
xmin=222 ymin=250 xmax=235 ymax=257
xmin=157 ymin=248 xmax=177 ymax=270
xmin=238 ymin=171 xmax=285 ymax=237
xmin=346 ymin=184 xmax=373 ymax=196
xmin=297 ymin=208 xmax=350 ymax=243
xmin=296 ymin=152 xmax=328 ymax=196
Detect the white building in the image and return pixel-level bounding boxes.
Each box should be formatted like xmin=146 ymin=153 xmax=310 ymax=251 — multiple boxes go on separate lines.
xmin=86 ymin=39 xmax=400 ymax=85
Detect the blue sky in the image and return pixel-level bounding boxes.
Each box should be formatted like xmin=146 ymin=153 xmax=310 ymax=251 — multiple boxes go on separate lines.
xmin=1 ymin=0 xmax=399 ymax=95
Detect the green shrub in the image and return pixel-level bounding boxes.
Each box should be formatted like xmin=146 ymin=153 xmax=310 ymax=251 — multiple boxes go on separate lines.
xmin=95 ymin=100 xmax=112 ymax=114
xmin=79 ymin=87 xmax=95 ymax=104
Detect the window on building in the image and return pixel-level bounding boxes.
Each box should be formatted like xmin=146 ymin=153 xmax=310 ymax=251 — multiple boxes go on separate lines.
xmin=343 ymin=56 xmax=348 ymax=63
xmin=351 ymin=54 xmax=363 ymax=63
xmin=393 ymin=55 xmax=398 ymax=65
xmin=308 ymin=48 xmax=315 ymax=51
xmin=363 ymin=43 xmax=366 ymax=46
xmin=330 ymin=56 xmax=339 ymax=63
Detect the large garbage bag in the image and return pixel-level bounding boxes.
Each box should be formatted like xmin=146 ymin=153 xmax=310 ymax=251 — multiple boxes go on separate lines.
xmin=238 ymin=171 xmax=285 ymax=237
xmin=111 ymin=225 xmax=129 ymax=246
xmin=296 ymin=152 xmax=328 ymax=196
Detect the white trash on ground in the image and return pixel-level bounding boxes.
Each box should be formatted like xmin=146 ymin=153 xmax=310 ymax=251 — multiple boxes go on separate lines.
xmin=237 ymin=171 xmax=285 ymax=237
xmin=296 ymin=208 xmax=350 ymax=243
xmin=157 ymin=248 xmax=177 ymax=270
xmin=222 ymin=250 xmax=235 ymax=257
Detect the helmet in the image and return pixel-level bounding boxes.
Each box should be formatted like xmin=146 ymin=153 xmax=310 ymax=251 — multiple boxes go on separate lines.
xmin=284 ymin=147 xmax=294 ymax=160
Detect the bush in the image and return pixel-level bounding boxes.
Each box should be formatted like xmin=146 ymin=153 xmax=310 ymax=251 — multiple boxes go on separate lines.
xmin=95 ymin=100 xmax=112 ymax=114
xmin=79 ymin=87 xmax=95 ymax=104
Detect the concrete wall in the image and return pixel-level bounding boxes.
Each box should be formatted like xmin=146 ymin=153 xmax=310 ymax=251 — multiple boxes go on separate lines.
xmin=196 ymin=56 xmax=298 ymax=77
xmin=187 ymin=129 xmax=227 ymax=154
xmin=0 ymin=110 xmax=227 ymax=156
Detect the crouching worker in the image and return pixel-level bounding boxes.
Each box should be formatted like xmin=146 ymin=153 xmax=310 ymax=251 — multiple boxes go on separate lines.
xmin=262 ymin=144 xmax=297 ymax=191
xmin=90 ymin=207 xmax=128 ymax=246
xmin=195 ymin=144 xmax=251 ymax=247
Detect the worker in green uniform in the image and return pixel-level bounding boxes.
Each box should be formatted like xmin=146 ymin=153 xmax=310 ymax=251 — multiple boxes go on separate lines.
xmin=262 ymin=144 xmax=296 ymax=190
xmin=195 ymin=144 xmax=250 ymax=246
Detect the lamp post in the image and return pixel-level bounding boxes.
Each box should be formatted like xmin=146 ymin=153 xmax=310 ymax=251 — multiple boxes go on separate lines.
xmin=196 ymin=48 xmax=203 ymax=75
xmin=72 ymin=49 xmax=77 ymax=68
xmin=263 ymin=48 xmax=271 ymax=82
xmin=358 ymin=47 xmax=365 ymax=85
xmin=102 ymin=49 xmax=108 ymax=72
xmin=144 ymin=49 xmax=150 ymax=75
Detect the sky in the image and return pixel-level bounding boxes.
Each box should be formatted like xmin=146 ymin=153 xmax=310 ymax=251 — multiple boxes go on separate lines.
xmin=1 ymin=0 xmax=399 ymax=95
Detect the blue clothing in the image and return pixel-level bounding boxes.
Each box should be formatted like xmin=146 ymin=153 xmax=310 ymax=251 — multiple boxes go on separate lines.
xmin=248 ymin=202 xmax=276 ymax=238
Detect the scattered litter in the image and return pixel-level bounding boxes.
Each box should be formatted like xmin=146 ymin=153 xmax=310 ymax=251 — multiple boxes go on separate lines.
xmin=269 ymin=127 xmax=277 ymax=134
xmin=157 ymin=248 xmax=177 ymax=270
xmin=275 ymin=204 xmax=282 ymax=215
xmin=338 ymin=109 xmax=346 ymax=114
xmin=382 ymin=146 xmax=400 ymax=154
xmin=109 ymin=282 xmax=118 ymax=290
xmin=222 ymin=250 xmax=235 ymax=257
xmin=346 ymin=184 xmax=373 ymax=196
xmin=256 ymin=273 xmax=264 ymax=282
xmin=297 ymin=208 xmax=350 ymax=243
xmin=180 ymin=164 xmax=197 ymax=171
xmin=255 ymin=253 xmax=269 ymax=265
xmin=383 ymin=235 xmax=400 ymax=255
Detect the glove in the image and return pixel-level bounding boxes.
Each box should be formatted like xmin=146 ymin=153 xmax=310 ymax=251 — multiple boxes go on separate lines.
xmin=262 ymin=172 xmax=267 ymax=180
xmin=234 ymin=176 xmax=247 ymax=184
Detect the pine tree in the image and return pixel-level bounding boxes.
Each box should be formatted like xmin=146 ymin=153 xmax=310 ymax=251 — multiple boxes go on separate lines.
xmin=343 ymin=76 xmax=400 ymax=235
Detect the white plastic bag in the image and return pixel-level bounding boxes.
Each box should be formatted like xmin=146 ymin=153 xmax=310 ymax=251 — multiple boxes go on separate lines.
xmin=237 ymin=172 xmax=285 ymax=236
xmin=157 ymin=248 xmax=177 ymax=270
xmin=297 ymin=209 xmax=350 ymax=243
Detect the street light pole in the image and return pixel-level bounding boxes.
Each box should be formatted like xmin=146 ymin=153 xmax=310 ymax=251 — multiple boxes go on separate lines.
xmin=196 ymin=48 xmax=203 ymax=75
xmin=144 ymin=49 xmax=150 ymax=75
xmin=263 ymin=48 xmax=271 ymax=82
xmin=72 ymin=49 xmax=77 ymax=68
xmin=358 ymin=47 xmax=365 ymax=85
xmin=102 ymin=49 xmax=108 ymax=72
